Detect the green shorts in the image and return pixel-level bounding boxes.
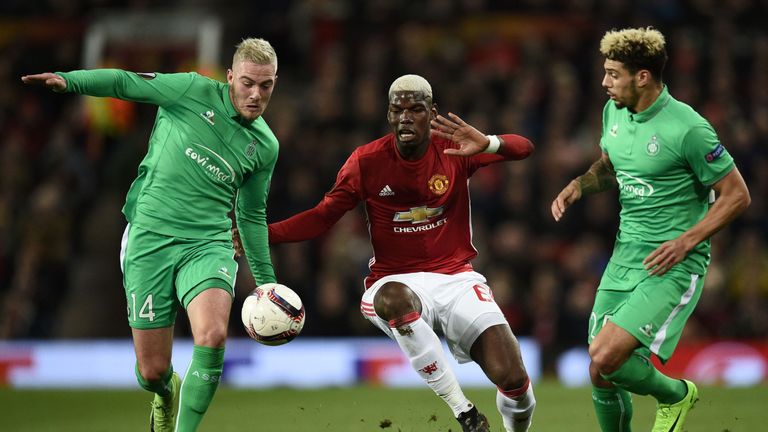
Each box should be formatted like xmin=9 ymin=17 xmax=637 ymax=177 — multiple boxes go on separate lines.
xmin=120 ymin=224 xmax=237 ymax=329
xmin=588 ymin=261 xmax=705 ymax=362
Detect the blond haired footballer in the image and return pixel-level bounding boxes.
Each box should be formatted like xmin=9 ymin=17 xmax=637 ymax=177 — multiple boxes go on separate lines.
xmin=22 ymin=38 xmax=283 ymax=432
xmin=551 ymin=27 xmax=750 ymax=432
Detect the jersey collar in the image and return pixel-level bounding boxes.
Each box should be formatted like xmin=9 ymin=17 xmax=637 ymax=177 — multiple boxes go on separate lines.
xmin=629 ymin=85 xmax=670 ymax=123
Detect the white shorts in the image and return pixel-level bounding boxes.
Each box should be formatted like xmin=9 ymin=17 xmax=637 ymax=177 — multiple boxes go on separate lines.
xmin=360 ymin=271 xmax=509 ymax=363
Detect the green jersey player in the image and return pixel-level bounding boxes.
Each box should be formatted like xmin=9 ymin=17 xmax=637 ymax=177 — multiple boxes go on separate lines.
xmin=22 ymin=38 xmax=281 ymax=432
xmin=551 ymin=27 xmax=750 ymax=432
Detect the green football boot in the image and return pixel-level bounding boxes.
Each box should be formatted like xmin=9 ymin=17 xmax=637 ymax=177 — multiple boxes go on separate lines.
xmin=651 ymin=379 xmax=698 ymax=432
xmin=150 ymin=372 xmax=181 ymax=432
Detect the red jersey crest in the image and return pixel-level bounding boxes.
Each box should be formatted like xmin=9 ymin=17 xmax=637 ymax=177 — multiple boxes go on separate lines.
xmin=428 ymin=174 xmax=449 ymax=195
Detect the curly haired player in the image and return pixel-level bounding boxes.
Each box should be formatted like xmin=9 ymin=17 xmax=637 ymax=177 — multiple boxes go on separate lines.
xmin=551 ymin=27 xmax=750 ymax=432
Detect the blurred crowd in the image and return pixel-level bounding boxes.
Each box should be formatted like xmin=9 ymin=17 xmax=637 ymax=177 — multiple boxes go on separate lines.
xmin=1 ymin=0 xmax=766 ymax=372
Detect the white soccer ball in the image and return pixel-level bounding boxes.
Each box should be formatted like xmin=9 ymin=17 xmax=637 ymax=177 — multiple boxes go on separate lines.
xmin=241 ymin=283 xmax=305 ymax=346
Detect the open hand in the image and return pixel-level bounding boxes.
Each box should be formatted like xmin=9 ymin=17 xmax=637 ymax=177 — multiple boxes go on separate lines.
xmin=431 ymin=113 xmax=488 ymax=156
xmin=21 ymin=73 xmax=67 ymax=92
xmin=643 ymin=238 xmax=691 ymax=276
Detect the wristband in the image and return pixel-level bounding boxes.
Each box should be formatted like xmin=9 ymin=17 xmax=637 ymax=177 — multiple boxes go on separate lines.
xmin=483 ymin=135 xmax=501 ymax=153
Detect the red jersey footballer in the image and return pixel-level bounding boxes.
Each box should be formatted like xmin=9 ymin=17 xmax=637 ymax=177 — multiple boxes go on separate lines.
xmin=272 ymin=121 xmax=500 ymax=288
xmin=269 ymin=75 xmax=536 ymax=432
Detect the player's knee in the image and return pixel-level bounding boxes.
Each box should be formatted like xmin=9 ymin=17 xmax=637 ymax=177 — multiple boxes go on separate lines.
xmin=193 ymin=323 xmax=228 ymax=348
xmin=137 ymin=360 xmax=170 ymax=382
xmin=589 ymin=344 xmax=622 ymax=375
xmin=589 ymin=361 xmax=614 ymax=386
xmin=373 ymin=282 xmax=421 ymax=321
xmin=485 ymin=357 xmax=528 ymax=391
xmin=495 ymin=371 xmax=529 ymax=394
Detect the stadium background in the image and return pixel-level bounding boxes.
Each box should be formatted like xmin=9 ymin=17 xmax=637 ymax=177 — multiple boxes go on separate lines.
xmin=1 ymin=0 xmax=767 ymax=393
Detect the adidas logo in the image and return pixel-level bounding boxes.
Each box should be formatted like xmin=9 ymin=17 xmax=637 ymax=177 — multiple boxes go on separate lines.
xmin=379 ymin=185 xmax=395 ymax=197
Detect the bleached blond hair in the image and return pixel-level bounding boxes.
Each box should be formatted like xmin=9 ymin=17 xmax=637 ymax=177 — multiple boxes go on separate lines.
xmin=388 ymin=74 xmax=433 ymax=102
xmin=233 ymin=38 xmax=278 ymax=70
xmin=600 ymin=27 xmax=667 ymax=80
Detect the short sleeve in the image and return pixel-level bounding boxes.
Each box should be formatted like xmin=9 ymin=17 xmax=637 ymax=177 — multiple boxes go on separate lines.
xmin=682 ymin=123 xmax=735 ymax=186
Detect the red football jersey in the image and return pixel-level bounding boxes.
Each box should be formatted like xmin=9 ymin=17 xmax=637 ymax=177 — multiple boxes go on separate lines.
xmin=269 ymin=134 xmax=531 ymax=288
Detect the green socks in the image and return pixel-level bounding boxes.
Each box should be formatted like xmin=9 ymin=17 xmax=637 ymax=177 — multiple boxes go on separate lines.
xmin=603 ymin=352 xmax=687 ymax=404
xmin=176 ymin=345 xmax=225 ymax=432
xmin=135 ymin=363 xmax=174 ymax=397
xmin=592 ymin=386 xmax=633 ymax=431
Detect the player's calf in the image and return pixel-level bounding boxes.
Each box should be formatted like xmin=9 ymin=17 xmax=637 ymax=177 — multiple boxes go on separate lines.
xmin=496 ymin=378 xmax=535 ymax=432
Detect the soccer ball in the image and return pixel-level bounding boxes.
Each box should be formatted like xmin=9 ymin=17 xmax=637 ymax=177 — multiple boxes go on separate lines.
xmin=241 ymin=283 xmax=305 ymax=346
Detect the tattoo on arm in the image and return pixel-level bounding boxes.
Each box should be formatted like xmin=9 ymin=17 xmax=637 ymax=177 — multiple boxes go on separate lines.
xmin=575 ymin=156 xmax=615 ymax=195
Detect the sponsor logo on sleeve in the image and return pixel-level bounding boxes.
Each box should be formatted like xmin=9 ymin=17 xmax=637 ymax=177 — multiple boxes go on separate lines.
xmin=705 ymin=143 xmax=725 ymax=162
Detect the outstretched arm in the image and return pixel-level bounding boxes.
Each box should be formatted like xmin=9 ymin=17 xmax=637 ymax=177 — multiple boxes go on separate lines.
xmin=23 ymin=69 xmax=191 ymax=106
xmin=551 ymin=152 xmax=615 ymax=222
xmin=232 ymin=206 xmax=338 ymax=257
xmin=233 ymin=203 xmax=346 ymax=256
xmin=431 ymin=112 xmax=533 ymax=160
xmin=643 ymin=167 xmax=750 ymax=276
xmin=270 ymin=152 xmax=363 ymax=244
xmin=21 ymin=73 xmax=67 ymax=92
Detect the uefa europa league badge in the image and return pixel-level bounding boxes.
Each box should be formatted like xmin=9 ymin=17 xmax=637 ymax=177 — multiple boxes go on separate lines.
xmin=646 ymin=135 xmax=660 ymax=156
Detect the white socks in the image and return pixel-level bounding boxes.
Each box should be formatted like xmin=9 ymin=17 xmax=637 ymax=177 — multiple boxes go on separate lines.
xmin=496 ymin=379 xmax=536 ymax=432
xmin=390 ymin=313 xmax=473 ymax=417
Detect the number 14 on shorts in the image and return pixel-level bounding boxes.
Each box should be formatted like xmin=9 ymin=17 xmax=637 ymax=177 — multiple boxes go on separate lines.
xmin=129 ymin=293 xmax=156 ymax=322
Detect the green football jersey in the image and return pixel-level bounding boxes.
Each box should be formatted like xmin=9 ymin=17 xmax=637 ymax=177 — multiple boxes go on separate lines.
xmin=599 ymin=86 xmax=735 ymax=274
xmin=58 ymin=69 xmax=277 ymax=284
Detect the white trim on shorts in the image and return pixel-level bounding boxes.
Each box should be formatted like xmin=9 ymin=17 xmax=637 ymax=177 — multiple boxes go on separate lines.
xmin=120 ymin=223 xmax=130 ymax=273
xmin=650 ymin=273 xmax=698 ymax=354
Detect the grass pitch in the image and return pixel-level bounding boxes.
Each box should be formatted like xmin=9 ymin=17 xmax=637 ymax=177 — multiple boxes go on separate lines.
xmin=2 ymin=380 xmax=765 ymax=431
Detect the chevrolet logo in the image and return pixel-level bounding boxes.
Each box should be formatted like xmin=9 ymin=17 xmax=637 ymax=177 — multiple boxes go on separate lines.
xmin=393 ymin=206 xmax=444 ymax=224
